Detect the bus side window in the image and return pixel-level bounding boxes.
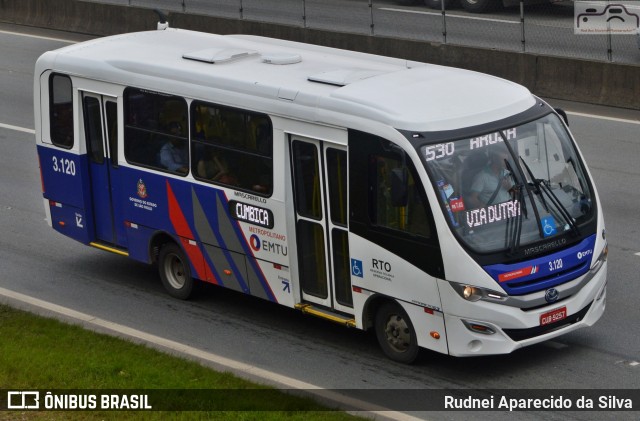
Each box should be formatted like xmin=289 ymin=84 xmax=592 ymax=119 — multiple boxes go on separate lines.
xmin=190 ymin=101 xmax=273 ymax=196
xmin=123 ymin=88 xmax=188 ymax=175
xmin=370 ymin=153 xmax=431 ymax=238
xmin=49 ymin=74 xmax=74 ymax=148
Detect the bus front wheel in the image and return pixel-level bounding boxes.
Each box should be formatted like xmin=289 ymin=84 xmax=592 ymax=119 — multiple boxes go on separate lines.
xmin=158 ymin=242 xmax=194 ymax=300
xmin=374 ymin=302 xmax=419 ymax=363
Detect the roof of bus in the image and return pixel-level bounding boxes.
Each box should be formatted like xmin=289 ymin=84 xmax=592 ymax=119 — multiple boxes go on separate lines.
xmin=40 ymin=28 xmax=536 ymax=133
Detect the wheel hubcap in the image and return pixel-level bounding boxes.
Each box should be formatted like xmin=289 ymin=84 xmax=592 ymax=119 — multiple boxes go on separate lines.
xmin=384 ymin=314 xmax=411 ymax=353
xmin=165 ymin=253 xmax=186 ymax=290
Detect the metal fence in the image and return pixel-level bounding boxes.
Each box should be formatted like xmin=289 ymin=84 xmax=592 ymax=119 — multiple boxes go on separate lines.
xmin=86 ymin=0 xmax=639 ymax=64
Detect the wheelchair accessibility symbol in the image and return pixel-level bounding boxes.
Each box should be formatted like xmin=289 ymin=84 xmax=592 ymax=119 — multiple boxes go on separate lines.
xmin=351 ymin=259 xmax=363 ymax=278
xmin=541 ymin=216 xmax=557 ymax=238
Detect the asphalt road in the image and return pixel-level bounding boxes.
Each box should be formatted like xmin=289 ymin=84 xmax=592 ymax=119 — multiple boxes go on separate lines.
xmin=0 ymin=24 xmax=639 ymax=420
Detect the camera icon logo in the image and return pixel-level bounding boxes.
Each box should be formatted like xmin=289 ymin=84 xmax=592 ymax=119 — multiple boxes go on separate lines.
xmin=575 ymin=2 xmax=640 ymax=34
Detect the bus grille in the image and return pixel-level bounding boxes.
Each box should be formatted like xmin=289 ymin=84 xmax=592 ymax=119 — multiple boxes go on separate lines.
xmin=503 ymin=302 xmax=591 ymax=342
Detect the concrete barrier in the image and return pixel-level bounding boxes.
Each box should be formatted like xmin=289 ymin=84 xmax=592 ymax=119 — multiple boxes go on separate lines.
xmin=1 ymin=0 xmax=638 ymax=110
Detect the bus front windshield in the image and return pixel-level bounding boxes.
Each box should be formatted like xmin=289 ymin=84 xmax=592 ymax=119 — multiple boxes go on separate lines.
xmin=422 ymin=113 xmax=594 ymax=254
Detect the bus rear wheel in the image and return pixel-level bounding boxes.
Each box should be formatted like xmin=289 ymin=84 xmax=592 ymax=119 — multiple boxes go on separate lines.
xmin=375 ymin=302 xmax=419 ymax=363
xmin=158 ymin=242 xmax=194 ymax=300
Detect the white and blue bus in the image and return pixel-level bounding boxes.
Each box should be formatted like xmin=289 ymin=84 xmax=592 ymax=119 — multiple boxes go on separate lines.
xmin=35 ymin=23 xmax=607 ymax=363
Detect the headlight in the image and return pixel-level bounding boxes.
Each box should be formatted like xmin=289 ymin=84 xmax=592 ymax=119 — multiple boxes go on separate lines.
xmin=450 ymin=282 xmax=507 ymax=302
xmin=463 ymin=286 xmax=478 ymax=300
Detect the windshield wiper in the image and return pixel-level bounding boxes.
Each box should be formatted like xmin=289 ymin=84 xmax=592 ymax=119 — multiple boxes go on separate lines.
xmin=502 ymin=158 xmax=527 ymax=255
xmin=498 ymin=134 xmax=535 ymax=255
xmin=566 ymin=157 xmax=592 ymax=214
xmin=540 ymin=179 xmax=580 ymax=236
xmin=519 ymin=156 xmax=580 ymax=237
xmin=518 ymin=157 xmax=550 ymax=213
xmin=505 ymin=184 xmax=524 ymax=255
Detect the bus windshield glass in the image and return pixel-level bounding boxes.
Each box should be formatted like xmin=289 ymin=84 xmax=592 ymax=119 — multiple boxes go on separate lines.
xmin=421 ymin=113 xmax=594 ymax=254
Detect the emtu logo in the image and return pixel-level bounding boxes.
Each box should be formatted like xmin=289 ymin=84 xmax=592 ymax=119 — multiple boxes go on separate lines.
xmin=577 ymin=249 xmax=593 ymax=260
xmin=249 ymin=234 xmax=261 ymax=251
xmin=575 ymin=2 xmax=640 ymax=35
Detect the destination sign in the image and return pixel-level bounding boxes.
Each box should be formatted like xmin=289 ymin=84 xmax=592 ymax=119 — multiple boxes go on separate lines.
xmin=229 ymin=200 xmax=274 ymax=229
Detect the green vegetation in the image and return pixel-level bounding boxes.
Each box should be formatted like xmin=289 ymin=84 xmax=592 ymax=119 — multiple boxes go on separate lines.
xmin=0 ymin=305 xmax=360 ymax=420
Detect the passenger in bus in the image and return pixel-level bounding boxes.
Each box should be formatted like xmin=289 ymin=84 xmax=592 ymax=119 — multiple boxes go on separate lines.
xmin=467 ymin=149 xmax=515 ymax=208
xmin=196 ymin=148 xmax=238 ymax=186
xmin=158 ymin=122 xmax=188 ymax=174
xmin=251 ymin=180 xmax=270 ymax=194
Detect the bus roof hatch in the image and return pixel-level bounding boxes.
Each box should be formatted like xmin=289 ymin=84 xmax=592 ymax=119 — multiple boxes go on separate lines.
xmin=182 ymin=48 xmax=258 ymax=64
xmin=308 ymin=68 xmax=389 ymax=87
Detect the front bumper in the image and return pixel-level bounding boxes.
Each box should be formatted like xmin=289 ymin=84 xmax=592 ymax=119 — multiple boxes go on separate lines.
xmin=440 ymin=260 xmax=607 ymax=356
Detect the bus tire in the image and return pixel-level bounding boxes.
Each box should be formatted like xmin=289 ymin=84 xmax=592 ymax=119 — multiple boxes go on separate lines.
xmin=374 ymin=301 xmax=419 ymax=363
xmin=158 ymin=242 xmax=194 ymax=300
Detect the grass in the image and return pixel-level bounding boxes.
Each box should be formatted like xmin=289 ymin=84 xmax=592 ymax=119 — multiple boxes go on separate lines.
xmin=0 ymin=304 xmax=362 ymax=420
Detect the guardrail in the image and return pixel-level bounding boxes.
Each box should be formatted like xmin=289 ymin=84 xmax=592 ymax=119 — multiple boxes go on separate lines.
xmin=1 ymin=0 xmax=639 ymax=110
xmin=65 ymin=0 xmax=640 ymax=64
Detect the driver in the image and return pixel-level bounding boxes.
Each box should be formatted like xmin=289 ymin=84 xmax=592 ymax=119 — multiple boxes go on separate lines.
xmin=467 ymin=148 xmax=515 ymax=208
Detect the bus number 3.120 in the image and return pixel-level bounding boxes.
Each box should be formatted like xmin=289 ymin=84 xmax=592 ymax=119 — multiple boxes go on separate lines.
xmin=549 ymin=258 xmax=563 ymax=272
xmin=52 ymin=156 xmax=76 ymax=176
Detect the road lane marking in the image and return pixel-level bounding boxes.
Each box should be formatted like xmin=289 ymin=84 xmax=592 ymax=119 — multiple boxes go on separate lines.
xmin=0 ymin=123 xmax=35 ymax=134
xmin=566 ymin=111 xmax=640 ymax=125
xmin=378 ymin=7 xmax=519 ymax=24
xmin=0 ymin=29 xmax=78 ymax=44
xmin=378 ymin=6 xmax=576 ymax=29
xmin=0 ymin=286 xmax=424 ymax=421
xmin=616 ymin=360 xmax=640 ymax=367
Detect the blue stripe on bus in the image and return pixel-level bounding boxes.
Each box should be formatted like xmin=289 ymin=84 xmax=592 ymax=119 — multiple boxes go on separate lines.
xmin=483 ymin=234 xmax=597 ymax=295
xmin=219 ymin=191 xmax=277 ymax=303
xmin=206 ymin=190 xmax=250 ymax=293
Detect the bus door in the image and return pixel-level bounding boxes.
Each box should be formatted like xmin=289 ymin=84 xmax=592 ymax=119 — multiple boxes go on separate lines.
xmin=81 ymin=92 xmax=124 ymax=246
xmin=290 ymin=137 xmax=353 ymax=314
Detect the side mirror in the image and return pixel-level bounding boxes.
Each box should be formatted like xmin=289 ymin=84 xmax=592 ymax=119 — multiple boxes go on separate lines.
xmin=555 ymin=108 xmax=569 ymax=126
xmin=391 ymin=167 xmax=409 ymax=207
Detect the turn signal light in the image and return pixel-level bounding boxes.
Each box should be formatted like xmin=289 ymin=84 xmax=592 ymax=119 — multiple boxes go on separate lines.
xmin=430 ymin=331 xmax=440 ymax=340
xmin=462 ymin=320 xmax=496 ymax=335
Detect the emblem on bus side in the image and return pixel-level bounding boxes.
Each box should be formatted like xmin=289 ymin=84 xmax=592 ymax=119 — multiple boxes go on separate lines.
xmin=137 ymin=179 xmax=148 ymax=199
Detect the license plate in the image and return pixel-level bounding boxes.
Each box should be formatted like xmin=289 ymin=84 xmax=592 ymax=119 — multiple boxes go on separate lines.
xmin=540 ymin=306 xmax=567 ymax=326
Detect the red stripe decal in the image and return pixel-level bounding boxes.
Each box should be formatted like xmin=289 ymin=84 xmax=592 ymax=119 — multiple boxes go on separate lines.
xmin=498 ymin=265 xmax=538 ymax=283
xmin=166 ymin=180 xmax=208 ymax=282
